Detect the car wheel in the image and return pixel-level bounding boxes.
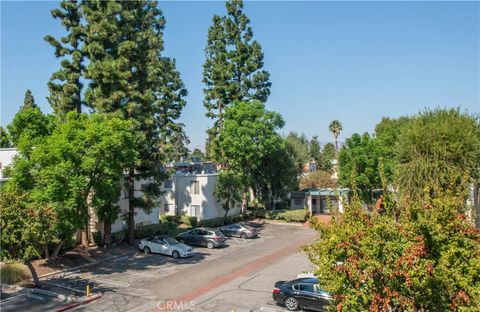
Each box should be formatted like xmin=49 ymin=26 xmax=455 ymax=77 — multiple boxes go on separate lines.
xmin=178 ymin=238 xmax=186 ymax=244
xmin=206 ymin=241 xmax=215 ymax=249
xmin=240 ymin=233 xmax=248 ymax=239
xmin=143 ymin=246 xmax=151 ymax=255
xmin=284 ymin=297 xmax=299 ymax=311
xmin=172 ymin=250 xmax=180 ymax=259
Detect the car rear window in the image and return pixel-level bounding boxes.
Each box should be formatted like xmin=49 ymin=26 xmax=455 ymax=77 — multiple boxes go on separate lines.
xmin=214 ymin=230 xmax=223 ymax=236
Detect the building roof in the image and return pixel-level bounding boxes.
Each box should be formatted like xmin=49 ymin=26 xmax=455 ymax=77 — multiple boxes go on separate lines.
xmin=306 ymin=188 xmax=350 ymax=197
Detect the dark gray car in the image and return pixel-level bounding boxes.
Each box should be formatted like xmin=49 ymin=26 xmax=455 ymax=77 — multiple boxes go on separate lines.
xmin=219 ymin=223 xmax=258 ymax=239
xmin=175 ymin=228 xmax=226 ymax=249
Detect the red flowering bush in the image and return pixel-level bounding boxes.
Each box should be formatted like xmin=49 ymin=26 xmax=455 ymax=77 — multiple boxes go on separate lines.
xmin=305 ymin=188 xmax=480 ymax=311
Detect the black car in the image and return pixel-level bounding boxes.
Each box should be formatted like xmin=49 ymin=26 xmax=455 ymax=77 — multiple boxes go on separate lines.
xmin=175 ymin=228 xmax=226 ymax=249
xmin=272 ymin=278 xmax=332 ymax=311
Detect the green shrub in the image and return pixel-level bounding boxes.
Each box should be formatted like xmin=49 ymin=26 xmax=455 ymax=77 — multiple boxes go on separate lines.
xmin=134 ymin=223 xmax=170 ymax=239
xmin=93 ymin=232 xmax=102 ymax=246
xmin=247 ymin=209 xmax=266 ymax=219
xmin=0 ymin=262 xmax=29 ymax=285
xmin=198 ymin=217 xmax=224 ymax=228
xmin=180 ymin=215 xmax=198 ymax=228
xmin=112 ymin=230 xmax=126 ymax=243
xmin=277 ymin=209 xmax=310 ymax=222
xmin=264 ymin=210 xmax=284 ymax=220
xmin=160 ymin=215 xmax=181 ymax=224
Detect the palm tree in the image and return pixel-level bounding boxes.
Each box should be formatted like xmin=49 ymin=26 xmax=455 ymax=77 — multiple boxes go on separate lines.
xmin=329 ymin=120 xmax=343 ymax=153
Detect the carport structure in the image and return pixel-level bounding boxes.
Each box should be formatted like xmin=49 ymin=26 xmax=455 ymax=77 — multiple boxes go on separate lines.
xmin=305 ymin=188 xmax=350 ymax=215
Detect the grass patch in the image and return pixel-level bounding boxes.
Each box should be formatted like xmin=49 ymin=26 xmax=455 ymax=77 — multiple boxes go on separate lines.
xmin=0 ymin=262 xmax=29 ymax=285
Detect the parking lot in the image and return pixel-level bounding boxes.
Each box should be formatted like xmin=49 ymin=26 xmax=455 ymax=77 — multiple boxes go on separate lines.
xmin=2 ymin=222 xmax=318 ymax=312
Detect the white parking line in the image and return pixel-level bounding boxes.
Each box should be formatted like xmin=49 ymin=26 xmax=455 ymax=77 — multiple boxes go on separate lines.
xmin=124 ymin=270 xmax=155 ymax=278
xmin=89 ymin=278 xmax=130 ymax=288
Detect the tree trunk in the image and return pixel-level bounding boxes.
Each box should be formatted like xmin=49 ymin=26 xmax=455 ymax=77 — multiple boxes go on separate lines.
xmin=103 ymin=219 xmax=112 ymax=248
xmin=51 ymin=239 xmax=65 ymax=260
xmin=127 ymin=168 xmax=136 ymax=246
xmin=474 ymin=182 xmax=480 ymax=229
xmin=241 ymin=187 xmax=248 ymax=213
xmin=43 ymin=245 xmax=50 ymax=259
xmin=26 ymin=260 xmax=40 ymax=286
xmin=218 ymin=102 xmax=223 ymax=129
xmin=81 ymin=229 xmax=88 ymax=248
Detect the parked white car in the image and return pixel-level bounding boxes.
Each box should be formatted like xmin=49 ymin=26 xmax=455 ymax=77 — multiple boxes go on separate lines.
xmin=138 ymin=236 xmax=194 ymax=258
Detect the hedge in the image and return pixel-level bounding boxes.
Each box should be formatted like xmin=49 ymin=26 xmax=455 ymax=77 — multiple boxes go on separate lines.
xmin=134 ymin=223 xmax=170 ymax=239
xmin=112 ymin=231 xmax=126 ymax=243
xmin=181 ymin=215 xmax=198 ymax=228
xmin=160 ymin=215 xmax=181 ymax=224
xmin=276 ymin=209 xmax=310 ymax=222
xmin=246 ymin=208 xmax=309 ymax=222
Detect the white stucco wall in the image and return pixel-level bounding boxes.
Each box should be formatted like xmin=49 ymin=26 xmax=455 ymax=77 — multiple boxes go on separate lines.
xmin=0 ymin=148 xmax=18 ymax=180
xmin=109 ymin=179 xmax=161 ymax=234
xmin=160 ymin=174 xmax=240 ymax=220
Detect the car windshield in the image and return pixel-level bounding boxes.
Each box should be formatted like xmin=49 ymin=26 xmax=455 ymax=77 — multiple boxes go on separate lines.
xmin=164 ymin=237 xmax=179 ymax=245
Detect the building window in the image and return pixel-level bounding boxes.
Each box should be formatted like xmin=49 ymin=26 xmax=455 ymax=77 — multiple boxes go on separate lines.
xmin=164 ymin=203 xmax=173 ymax=213
xmin=190 ymin=205 xmax=200 ymax=217
xmin=312 ymin=198 xmax=317 ymax=205
xmin=190 ymin=181 xmax=199 ymax=195
xmin=164 ymin=180 xmax=173 ymax=188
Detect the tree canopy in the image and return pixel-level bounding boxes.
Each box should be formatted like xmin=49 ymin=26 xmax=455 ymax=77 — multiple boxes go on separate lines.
xmin=203 ymin=0 xmax=270 ymax=159
xmin=397 ymin=108 xmax=480 ymax=199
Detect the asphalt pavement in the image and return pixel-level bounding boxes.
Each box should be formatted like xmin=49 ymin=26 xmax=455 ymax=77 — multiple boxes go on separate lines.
xmin=1 ymin=222 xmax=318 ymax=312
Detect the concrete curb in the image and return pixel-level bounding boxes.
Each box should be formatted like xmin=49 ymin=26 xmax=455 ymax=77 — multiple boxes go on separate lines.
xmin=55 ymin=294 xmax=102 ymax=312
xmin=1 ymin=284 xmax=24 ymax=292
xmin=27 ymin=288 xmax=70 ymax=301
xmin=39 ymin=255 xmax=130 ymax=279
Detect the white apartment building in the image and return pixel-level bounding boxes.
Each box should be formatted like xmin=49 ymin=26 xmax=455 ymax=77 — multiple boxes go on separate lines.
xmin=0 ymin=148 xmax=17 ymax=182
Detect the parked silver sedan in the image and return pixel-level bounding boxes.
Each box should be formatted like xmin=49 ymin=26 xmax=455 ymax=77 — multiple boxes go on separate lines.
xmin=138 ymin=236 xmax=193 ymax=258
xmin=219 ymin=222 xmax=258 ymax=239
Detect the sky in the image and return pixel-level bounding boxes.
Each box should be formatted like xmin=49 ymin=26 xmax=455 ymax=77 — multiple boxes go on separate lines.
xmin=1 ymin=1 xmax=479 ymax=150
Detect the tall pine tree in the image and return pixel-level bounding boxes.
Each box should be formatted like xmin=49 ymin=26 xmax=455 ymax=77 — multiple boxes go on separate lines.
xmin=203 ymin=0 xmax=271 ymax=157
xmin=45 ymin=0 xmax=85 ymax=116
xmin=81 ymin=0 xmax=187 ymax=245
xmin=21 ymin=89 xmax=38 ymax=110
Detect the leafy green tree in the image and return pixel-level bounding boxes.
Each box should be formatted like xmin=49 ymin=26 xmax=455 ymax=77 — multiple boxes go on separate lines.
xmin=21 ymin=89 xmax=37 ymax=110
xmin=285 ymin=132 xmax=310 ymax=174
xmin=3 ymin=113 xmax=136 ymax=256
xmin=203 ymin=0 xmax=271 ymax=159
xmin=81 ymin=0 xmax=187 ymax=245
xmin=217 ymin=100 xmax=284 ymax=211
xmin=7 ymin=101 xmax=52 ymax=155
xmin=0 ymin=127 xmax=12 ymax=148
xmin=305 ymin=185 xmax=480 ymax=311
xmin=215 ymin=170 xmax=243 ymax=218
xmin=0 ymin=190 xmax=58 ymax=261
xmin=161 ymin=123 xmax=190 ymax=163
xmin=190 ymin=148 xmax=206 ymax=162
xmin=329 ymin=120 xmax=343 ymax=153
xmin=397 ymin=109 xmax=480 ymax=199
xmin=338 ymin=133 xmax=381 ymax=204
xmin=299 ymin=170 xmax=336 ymax=190
xmin=374 ymin=116 xmax=411 ymax=182
xmin=252 ymin=141 xmax=298 ymax=209
xmin=318 ymin=142 xmax=336 ymax=172
xmin=45 ymin=0 xmax=85 ymax=116
xmin=309 ymin=136 xmax=321 ymax=161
